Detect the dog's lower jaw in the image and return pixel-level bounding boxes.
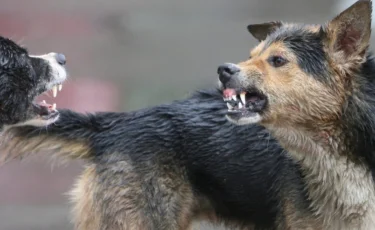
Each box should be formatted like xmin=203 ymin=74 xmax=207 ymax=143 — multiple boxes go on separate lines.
xmin=18 ymin=114 xmax=60 ymax=127
xmin=3 ymin=114 xmax=60 ymax=131
xmin=225 ymin=113 xmax=262 ymax=125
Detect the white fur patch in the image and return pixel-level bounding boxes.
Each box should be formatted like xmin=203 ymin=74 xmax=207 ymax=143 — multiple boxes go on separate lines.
xmin=30 ymin=53 xmax=67 ymax=89
xmin=226 ymin=113 xmax=262 ymax=125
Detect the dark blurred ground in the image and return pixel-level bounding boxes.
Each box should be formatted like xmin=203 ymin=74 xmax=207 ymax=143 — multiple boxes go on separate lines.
xmin=0 ymin=0 xmax=356 ymax=229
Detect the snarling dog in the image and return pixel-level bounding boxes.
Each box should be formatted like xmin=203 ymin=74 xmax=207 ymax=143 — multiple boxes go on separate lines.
xmin=0 ymin=39 xmax=320 ymax=229
xmin=0 ymin=37 xmax=66 ymax=128
xmin=219 ymin=0 xmax=375 ymax=229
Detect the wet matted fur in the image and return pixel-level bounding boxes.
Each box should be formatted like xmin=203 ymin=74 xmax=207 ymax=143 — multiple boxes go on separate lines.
xmin=1 ymin=89 xmax=313 ymax=230
xmin=4 ymin=2 xmax=375 ymax=229
xmin=219 ymin=0 xmax=375 ymax=229
xmin=0 ymin=20 xmax=316 ymax=230
xmin=0 ymin=38 xmax=314 ymax=229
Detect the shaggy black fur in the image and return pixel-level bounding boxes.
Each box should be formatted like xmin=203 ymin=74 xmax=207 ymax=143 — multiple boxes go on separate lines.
xmin=0 ymin=35 xmax=310 ymax=229
xmin=341 ymin=54 xmax=375 ymax=173
xmin=3 ymin=1 xmax=375 ymax=229
xmin=0 ymin=36 xmax=61 ymax=126
xmin=4 ymin=88 xmax=309 ymax=229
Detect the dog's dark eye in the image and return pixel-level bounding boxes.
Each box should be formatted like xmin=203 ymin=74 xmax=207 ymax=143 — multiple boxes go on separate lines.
xmin=268 ymin=56 xmax=288 ymax=68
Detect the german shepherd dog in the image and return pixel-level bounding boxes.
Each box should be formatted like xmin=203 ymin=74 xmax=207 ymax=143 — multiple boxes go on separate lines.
xmin=218 ymin=0 xmax=375 ymax=229
xmin=1 ymin=2 xmax=372 ymax=230
xmin=0 ymin=35 xmax=307 ymax=229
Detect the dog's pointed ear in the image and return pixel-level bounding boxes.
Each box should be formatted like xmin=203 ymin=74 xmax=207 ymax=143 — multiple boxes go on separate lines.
xmin=247 ymin=21 xmax=282 ymax=41
xmin=324 ymin=0 xmax=372 ymax=62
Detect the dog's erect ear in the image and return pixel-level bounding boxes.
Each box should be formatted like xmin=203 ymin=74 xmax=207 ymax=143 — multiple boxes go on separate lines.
xmin=324 ymin=0 xmax=372 ymax=61
xmin=247 ymin=22 xmax=282 ymax=41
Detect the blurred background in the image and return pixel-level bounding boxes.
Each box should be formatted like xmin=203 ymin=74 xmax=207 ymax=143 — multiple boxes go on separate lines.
xmin=0 ymin=0 xmax=367 ymax=229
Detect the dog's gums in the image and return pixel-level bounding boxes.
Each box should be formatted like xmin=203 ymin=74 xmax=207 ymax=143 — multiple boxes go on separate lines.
xmin=33 ymin=83 xmax=63 ymax=121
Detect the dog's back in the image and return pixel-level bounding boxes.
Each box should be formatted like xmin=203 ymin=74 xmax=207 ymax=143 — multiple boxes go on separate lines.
xmin=2 ymin=88 xmax=314 ymax=229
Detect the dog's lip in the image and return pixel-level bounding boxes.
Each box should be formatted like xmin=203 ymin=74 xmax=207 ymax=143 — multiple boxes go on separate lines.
xmin=33 ymin=103 xmax=59 ymax=120
xmin=32 ymin=101 xmax=57 ymax=118
xmin=41 ymin=110 xmax=59 ymax=120
xmin=46 ymin=83 xmax=63 ymax=98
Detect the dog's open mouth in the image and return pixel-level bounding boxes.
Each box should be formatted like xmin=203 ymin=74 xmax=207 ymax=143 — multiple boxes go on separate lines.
xmin=222 ymin=88 xmax=267 ymax=123
xmin=32 ymin=84 xmax=63 ymax=121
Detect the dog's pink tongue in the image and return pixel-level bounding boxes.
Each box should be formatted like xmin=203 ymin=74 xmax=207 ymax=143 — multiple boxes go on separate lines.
xmin=223 ymin=89 xmax=236 ymax=98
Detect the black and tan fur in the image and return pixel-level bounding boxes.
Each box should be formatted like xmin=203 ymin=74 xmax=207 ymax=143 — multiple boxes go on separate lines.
xmin=219 ymin=0 xmax=375 ymax=229
xmin=3 ymin=1 xmax=375 ymax=229
xmin=1 ymin=38 xmax=313 ymax=229
xmin=1 ymin=93 xmax=311 ymax=230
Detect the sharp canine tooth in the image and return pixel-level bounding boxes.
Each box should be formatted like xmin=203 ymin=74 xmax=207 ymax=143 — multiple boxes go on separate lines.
xmin=240 ymin=93 xmax=246 ymax=105
xmin=238 ymin=102 xmax=243 ymax=109
xmin=52 ymin=86 xmax=58 ymax=98
xmin=42 ymin=100 xmax=46 ymax=103
xmin=227 ymin=103 xmax=233 ymax=110
xmin=232 ymin=95 xmax=237 ymax=101
xmin=58 ymin=84 xmax=63 ymax=91
xmin=52 ymin=103 xmax=56 ymax=110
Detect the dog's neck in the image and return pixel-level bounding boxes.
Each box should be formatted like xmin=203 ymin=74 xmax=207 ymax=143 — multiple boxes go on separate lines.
xmin=267 ymin=123 xmax=375 ymax=229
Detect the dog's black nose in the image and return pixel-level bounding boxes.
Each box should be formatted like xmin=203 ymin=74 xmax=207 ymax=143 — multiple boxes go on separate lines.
xmin=218 ymin=63 xmax=240 ymax=84
xmin=55 ymin=53 xmax=66 ymax=65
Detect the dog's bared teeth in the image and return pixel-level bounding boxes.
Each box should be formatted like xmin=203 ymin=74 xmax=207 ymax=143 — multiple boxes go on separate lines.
xmin=238 ymin=102 xmax=243 ymax=109
xmin=240 ymin=92 xmax=246 ymax=105
xmin=232 ymin=95 xmax=237 ymax=101
xmin=52 ymin=103 xmax=56 ymax=110
xmin=52 ymin=85 xmax=58 ymax=98
xmin=58 ymin=84 xmax=63 ymax=91
xmin=227 ymin=103 xmax=233 ymax=110
xmin=42 ymin=100 xmax=46 ymax=104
